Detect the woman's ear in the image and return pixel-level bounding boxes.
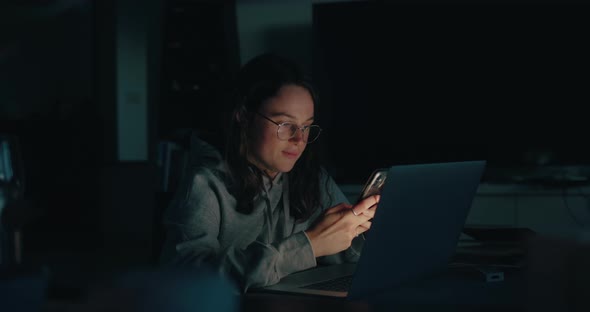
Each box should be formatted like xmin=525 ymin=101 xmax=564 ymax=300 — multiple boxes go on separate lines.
xmin=233 ymin=109 xmax=242 ymax=123
xmin=234 ymin=105 xmax=248 ymax=124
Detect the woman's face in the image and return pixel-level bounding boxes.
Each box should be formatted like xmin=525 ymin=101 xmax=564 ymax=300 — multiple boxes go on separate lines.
xmin=247 ymin=84 xmax=315 ymax=179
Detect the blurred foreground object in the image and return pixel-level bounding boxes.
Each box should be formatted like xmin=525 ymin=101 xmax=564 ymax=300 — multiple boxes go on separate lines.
xmin=526 ymin=232 xmax=590 ymax=312
xmin=0 ymin=134 xmax=25 ymax=265
xmin=82 ymin=267 xmax=239 ymax=312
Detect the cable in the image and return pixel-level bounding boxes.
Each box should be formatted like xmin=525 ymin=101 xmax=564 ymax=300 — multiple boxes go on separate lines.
xmin=576 ymin=185 xmax=590 ymax=228
xmin=561 ymin=186 xmax=589 ymax=228
xmin=513 ymin=195 xmax=519 ymax=227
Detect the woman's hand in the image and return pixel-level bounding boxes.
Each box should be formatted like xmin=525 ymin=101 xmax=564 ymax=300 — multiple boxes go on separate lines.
xmin=305 ymin=195 xmax=379 ymax=258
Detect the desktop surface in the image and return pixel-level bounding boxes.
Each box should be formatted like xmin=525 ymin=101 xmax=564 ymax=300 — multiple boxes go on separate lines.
xmin=244 ymin=265 xmax=527 ymax=312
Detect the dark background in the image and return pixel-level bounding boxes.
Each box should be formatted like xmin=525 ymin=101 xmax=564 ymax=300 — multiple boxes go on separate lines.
xmin=313 ymin=1 xmax=590 ymax=183
xmin=1 ymin=0 xmax=589 ymax=295
xmin=0 ymin=0 xmax=240 ymax=281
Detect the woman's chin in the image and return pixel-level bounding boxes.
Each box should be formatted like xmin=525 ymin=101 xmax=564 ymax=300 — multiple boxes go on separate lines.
xmin=277 ymin=163 xmax=296 ymax=173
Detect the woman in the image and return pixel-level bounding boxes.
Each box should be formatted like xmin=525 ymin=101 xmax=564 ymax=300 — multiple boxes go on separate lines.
xmin=160 ymin=53 xmax=379 ymax=292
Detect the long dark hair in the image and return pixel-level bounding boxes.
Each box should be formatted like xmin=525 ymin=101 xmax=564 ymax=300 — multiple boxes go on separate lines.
xmin=224 ymin=53 xmax=323 ymax=221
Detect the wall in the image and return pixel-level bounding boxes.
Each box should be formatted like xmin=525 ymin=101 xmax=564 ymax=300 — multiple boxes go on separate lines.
xmin=115 ymin=0 xmax=162 ymax=161
xmin=0 ymin=1 xmax=94 ymax=119
xmin=469 ymin=184 xmax=590 ymax=239
xmin=236 ymin=0 xmax=313 ymax=70
xmin=0 ymin=1 xmax=163 ymax=274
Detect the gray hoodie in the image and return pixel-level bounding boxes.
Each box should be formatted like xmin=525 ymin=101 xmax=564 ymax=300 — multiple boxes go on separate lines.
xmin=160 ymin=134 xmax=363 ymax=292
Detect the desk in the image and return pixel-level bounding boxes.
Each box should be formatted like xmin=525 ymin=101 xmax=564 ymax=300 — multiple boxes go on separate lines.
xmin=39 ymin=268 xmax=525 ymax=312
xmin=244 ymin=267 xmax=526 ymax=312
xmin=242 ymin=293 xmax=369 ymax=312
xmin=243 ymin=293 xmax=522 ymax=312
xmin=35 ymin=234 xmax=589 ymax=312
xmin=243 ymin=234 xmax=590 ymax=312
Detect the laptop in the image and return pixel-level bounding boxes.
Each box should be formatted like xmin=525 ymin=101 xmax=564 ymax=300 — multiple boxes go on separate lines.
xmin=255 ymin=160 xmax=486 ymax=299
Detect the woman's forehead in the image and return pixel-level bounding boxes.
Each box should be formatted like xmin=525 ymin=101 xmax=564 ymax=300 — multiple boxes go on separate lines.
xmin=260 ymin=85 xmax=314 ymax=114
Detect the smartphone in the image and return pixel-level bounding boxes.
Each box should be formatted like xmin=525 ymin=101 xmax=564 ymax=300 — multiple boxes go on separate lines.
xmin=355 ymin=168 xmax=388 ymax=239
xmin=356 ymin=168 xmax=388 ymax=204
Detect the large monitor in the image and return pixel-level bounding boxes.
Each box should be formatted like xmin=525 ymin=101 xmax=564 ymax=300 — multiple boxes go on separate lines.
xmin=313 ymin=1 xmax=590 ymax=184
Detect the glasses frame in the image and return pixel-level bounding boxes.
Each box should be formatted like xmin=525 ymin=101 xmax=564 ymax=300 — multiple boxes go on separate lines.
xmin=254 ymin=112 xmax=322 ymax=144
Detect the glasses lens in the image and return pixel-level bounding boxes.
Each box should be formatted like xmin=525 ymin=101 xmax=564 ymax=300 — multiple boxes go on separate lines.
xmin=277 ymin=123 xmax=294 ymax=140
xmin=276 ymin=124 xmax=321 ymax=143
xmin=306 ymin=126 xmax=321 ymax=143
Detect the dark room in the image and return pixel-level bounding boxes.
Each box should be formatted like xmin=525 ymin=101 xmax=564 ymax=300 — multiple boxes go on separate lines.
xmin=1 ymin=0 xmax=589 ymax=311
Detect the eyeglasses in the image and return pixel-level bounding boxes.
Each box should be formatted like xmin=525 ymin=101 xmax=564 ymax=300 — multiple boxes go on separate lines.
xmin=255 ymin=112 xmax=322 ymax=144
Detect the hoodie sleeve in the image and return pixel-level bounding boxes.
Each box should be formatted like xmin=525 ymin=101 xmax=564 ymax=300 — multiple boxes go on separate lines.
xmin=159 ymin=170 xmax=317 ymax=293
xmin=315 ymin=169 xmax=365 ymax=265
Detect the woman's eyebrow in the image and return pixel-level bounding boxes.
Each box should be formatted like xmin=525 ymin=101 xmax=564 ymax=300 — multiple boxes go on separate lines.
xmin=268 ymin=112 xmax=315 ymax=122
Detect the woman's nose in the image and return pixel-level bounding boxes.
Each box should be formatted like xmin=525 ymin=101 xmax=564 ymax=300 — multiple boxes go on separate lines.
xmin=289 ymin=127 xmax=305 ymax=142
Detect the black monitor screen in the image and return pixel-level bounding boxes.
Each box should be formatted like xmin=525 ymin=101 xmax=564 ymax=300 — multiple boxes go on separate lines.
xmin=313 ymin=2 xmax=590 ymax=183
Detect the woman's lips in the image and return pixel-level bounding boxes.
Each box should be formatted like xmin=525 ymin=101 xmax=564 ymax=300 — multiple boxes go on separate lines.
xmin=282 ymin=150 xmax=299 ymax=159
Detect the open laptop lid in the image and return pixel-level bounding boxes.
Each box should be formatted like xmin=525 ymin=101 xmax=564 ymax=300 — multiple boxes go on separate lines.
xmin=348 ymin=160 xmax=486 ymax=299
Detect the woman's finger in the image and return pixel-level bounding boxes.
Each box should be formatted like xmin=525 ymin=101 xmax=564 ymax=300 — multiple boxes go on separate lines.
xmin=325 ymin=202 xmax=352 ymax=215
xmin=357 ymin=222 xmax=372 ymax=235
xmin=352 ymin=194 xmax=380 ymax=215
xmin=358 ymin=221 xmax=372 ymax=231
xmin=360 ymin=207 xmax=376 ymax=219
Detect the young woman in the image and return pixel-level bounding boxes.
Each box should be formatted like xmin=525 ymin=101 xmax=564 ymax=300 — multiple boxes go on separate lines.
xmin=160 ymin=53 xmax=379 ymax=292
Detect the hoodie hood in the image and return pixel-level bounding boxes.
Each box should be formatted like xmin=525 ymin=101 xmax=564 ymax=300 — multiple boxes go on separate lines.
xmin=187 ymin=131 xmax=227 ymax=174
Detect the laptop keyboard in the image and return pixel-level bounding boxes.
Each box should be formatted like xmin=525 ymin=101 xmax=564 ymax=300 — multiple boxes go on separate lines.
xmin=301 ymin=275 xmax=353 ymax=292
